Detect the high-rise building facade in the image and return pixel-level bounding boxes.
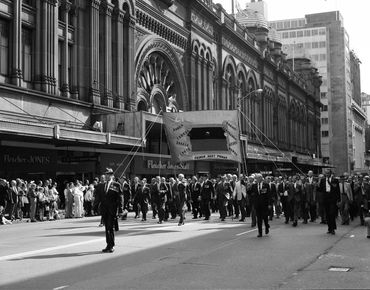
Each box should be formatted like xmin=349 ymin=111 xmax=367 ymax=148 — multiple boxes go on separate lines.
xmin=0 ymin=0 xmax=323 ymax=181
xmin=270 ymin=11 xmax=366 ymax=174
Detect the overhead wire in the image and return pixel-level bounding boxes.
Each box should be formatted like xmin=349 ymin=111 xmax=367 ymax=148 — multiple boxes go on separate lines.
xmin=239 ymin=109 xmax=306 ymax=176
xmin=118 ymin=110 xmax=163 ymax=179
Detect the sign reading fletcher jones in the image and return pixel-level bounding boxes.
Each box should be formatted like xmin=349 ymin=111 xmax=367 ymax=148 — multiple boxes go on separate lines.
xmin=163 ymin=110 xmax=242 ymax=163
xmin=147 ymin=160 xmax=190 ymax=170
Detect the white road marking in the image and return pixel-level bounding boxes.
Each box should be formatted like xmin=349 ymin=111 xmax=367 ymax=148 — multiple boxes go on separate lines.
xmin=236 ymin=229 xmax=257 ymax=236
xmin=53 ymin=285 xmax=69 ymax=290
xmin=0 ymin=238 xmax=105 ymax=261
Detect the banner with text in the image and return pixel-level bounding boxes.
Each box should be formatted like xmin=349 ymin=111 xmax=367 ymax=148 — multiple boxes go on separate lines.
xmin=163 ymin=110 xmax=241 ymax=163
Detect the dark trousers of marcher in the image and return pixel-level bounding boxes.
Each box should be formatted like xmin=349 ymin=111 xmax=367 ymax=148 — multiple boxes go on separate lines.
xmin=102 ymin=212 xmax=115 ymax=249
xmin=84 ymin=201 xmax=92 ymax=216
xmin=301 ymin=202 xmax=309 ymax=223
xmin=218 ymin=198 xmax=227 ymax=220
xmin=256 ymin=204 xmax=269 ymax=235
xmin=324 ymin=199 xmax=337 ymax=232
xmin=339 ymin=195 xmax=350 ymax=225
xmin=158 ymin=202 xmax=165 ymax=222
xmin=309 ymin=202 xmax=317 ymax=222
xmin=237 ymin=198 xmax=247 ymax=220
xmin=141 ymin=202 xmax=148 ymax=221
xmin=178 ymin=201 xmax=186 ymax=224
xmin=281 ymin=197 xmax=290 ymax=223
xmin=201 ymin=199 xmax=211 ymax=219
xmin=274 ymin=199 xmax=282 ymax=218
xmin=250 ymin=203 xmax=256 ymax=226
xmin=227 ymin=199 xmax=234 ymax=217
xmin=151 ymin=201 xmax=158 ymax=219
xmin=234 ymin=198 xmax=240 ymax=217
xmin=169 ymin=200 xmax=177 ymax=219
xmin=192 ymin=199 xmax=200 ymax=218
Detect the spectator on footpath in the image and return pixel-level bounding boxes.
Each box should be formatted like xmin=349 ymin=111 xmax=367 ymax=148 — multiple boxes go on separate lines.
xmin=28 ymin=182 xmax=38 ymax=222
xmin=73 ymin=180 xmax=84 ymax=218
xmin=84 ymin=184 xmax=94 ymax=217
xmin=64 ymin=182 xmax=74 ymax=218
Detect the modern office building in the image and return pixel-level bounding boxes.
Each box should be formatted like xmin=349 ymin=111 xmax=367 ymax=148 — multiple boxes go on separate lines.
xmin=0 ymin=0 xmax=323 ymax=183
xmin=270 ymin=11 xmax=366 ymax=174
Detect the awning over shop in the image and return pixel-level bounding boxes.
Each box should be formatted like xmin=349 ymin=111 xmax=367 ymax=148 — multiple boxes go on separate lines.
xmin=0 ymin=118 xmax=143 ymax=147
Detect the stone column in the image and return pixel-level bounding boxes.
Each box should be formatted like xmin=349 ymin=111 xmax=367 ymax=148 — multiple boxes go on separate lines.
xmin=11 ymin=0 xmax=22 ymax=86
xmin=124 ymin=16 xmax=136 ymax=111
xmin=101 ymin=2 xmax=114 ymax=108
xmin=189 ymin=53 xmax=197 ymax=111
xmin=197 ymin=57 xmax=203 ymax=110
xmin=89 ymin=0 xmax=101 ymax=105
xmin=221 ymin=78 xmax=228 ymax=110
xmin=70 ymin=5 xmax=79 ymax=99
xmin=60 ymin=1 xmax=70 ymax=98
xmin=207 ymin=62 xmax=213 ymax=110
xmin=202 ymin=59 xmax=207 ymax=110
xmin=112 ymin=8 xmax=125 ymax=110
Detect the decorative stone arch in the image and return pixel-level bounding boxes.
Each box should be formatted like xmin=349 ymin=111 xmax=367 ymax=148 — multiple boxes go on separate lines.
xmin=135 ymin=36 xmax=189 ymax=112
xmin=236 ymin=63 xmax=248 ymax=89
xmin=205 ymin=47 xmax=212 ymax=62
xmin=246 ymin=69 xmax=259 ymax=92
xmin=192 ymin=39 xmax=201 ymax=55
xmin=120 ymin=0 xmax=135 ymax=17
xmin=222 ymin=55 xmax=237 ymax=81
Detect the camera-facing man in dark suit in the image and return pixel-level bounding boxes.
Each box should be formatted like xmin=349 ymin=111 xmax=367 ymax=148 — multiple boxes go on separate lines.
xmin=319 ymin=169 xmax=340 ymax=235
xmin=94 ymin=168 xmax=123 ymax=253
xmin=251 ymin=174 xmax=272 ymax=237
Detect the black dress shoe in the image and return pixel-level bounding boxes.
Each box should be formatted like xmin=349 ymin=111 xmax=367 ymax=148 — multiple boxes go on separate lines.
xmin=221 ymin=218 xmax=225 ymax=221
xmin=265 ymin=225 xmax=270 ymax=235
xmin=331 ymin=230 xmax=335 ymax=235
xmin=251 ymin=224 xmax=256 ymax=228
xmin=239 ymin=219 xmax=245 ymax=222
xmin=102 ymin=247 xmax=114 ymax=253
xmin=292 ymin=221 xmax=297 ymax=227
xmin=367 ymin=236 xmax=370 ymax=239
xmin=257 ymin=233 xmax=262 ymax=237
xmin=204 ymin=217 xmax=209 ymax=220
xmin=192 ymin=217 xmax=197 ymax=219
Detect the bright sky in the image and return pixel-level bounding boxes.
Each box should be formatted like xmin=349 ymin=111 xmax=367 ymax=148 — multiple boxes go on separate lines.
xmin=215 ymin=0 xmax=370 ymax=93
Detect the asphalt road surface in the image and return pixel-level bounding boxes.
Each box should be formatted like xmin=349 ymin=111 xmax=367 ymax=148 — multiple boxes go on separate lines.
xmin=1 ymin=213 xmax=369 ymax=290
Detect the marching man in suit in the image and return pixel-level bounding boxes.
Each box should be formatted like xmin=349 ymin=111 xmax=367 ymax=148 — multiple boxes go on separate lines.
xmin=94 ymin=168 xmax=123 ymax=253
xmin=252 ymin=174 xmax=272 ymax=237
xmin=319 ymin=169 xmax=340 ymax=235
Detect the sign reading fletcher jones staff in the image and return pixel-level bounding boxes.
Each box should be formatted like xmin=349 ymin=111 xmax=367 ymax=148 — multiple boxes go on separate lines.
xmin=163 ymin=110 xmax=242 ymax=163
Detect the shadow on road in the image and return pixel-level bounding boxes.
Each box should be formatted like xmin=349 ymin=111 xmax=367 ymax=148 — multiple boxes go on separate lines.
xmin=9 ymin=250 xmax=102 ymax=261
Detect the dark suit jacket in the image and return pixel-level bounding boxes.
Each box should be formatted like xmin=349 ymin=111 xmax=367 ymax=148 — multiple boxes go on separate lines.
xmin=319 ymin=177 xmax=340 ymax=204
xmin=94 ymin=180 xmax=123 ymax=216
xmin=251 ymin=182 xmax=272 ymax=208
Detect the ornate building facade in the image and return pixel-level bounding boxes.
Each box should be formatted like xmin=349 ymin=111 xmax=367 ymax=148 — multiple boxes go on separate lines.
xmin=0 ymin=0 xmax=323 ymax=181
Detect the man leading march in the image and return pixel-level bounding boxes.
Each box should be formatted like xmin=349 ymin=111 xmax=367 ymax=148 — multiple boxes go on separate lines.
xmin=94 ymin=168 xmax=124 ymax=253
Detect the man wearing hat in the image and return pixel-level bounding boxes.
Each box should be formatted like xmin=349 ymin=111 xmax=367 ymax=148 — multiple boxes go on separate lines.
xmin=94 ymin=168 xmax=124 ymax=253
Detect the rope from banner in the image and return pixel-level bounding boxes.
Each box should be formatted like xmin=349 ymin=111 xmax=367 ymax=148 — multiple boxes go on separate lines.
xmin=113 ymin=111 xmax=163 ymax=176
xmin=119 ymin=110 xmax=163 ymax=179
xmin=239 ymin=110 xmax=306 ymax=176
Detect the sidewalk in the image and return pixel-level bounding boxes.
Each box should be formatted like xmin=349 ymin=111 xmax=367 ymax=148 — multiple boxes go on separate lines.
xmin=281 ymin=222 xmax=370 ymax=289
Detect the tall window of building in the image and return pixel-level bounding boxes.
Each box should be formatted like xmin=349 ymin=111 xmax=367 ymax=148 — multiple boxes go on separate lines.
xmin=312 ymin=42 xmax=319 ymax=49
xmin=312 ymin=29 xmax=318 ymax=36
xmin=283 ymin=21 xmax=290 ymax=29
xmin=58 ymin=41 xmax=62 ymax=89
xmin=321 ymin=131 xmax=329 ymax=137
xmin=291 ymin=20 xmax=298 ymax=28
xmin=68 ymin=45 xmax=72 ymax=88
xmin=277 ymin=22 xmax=283 ymax=29
xmin=21 ymin=28 xmax=32 ymax=82
xmin=319 ymin=41 xmax=326 ymax=48
xmin=321 ymin=118 xmax=329 ymax=124
xmin=319 ymin=28 xmax=326 ymax=35
xmin=320 ymin=92 xmax=327 ymax=99
xmin=282 ymin=32 xmax=289 ymax=38
xmin=0 ymin=19 xmax=9 ymax=76
xmin=297 ymin=30 xmax=303 ymax=37
xmin=304 ymin=29 xmax=311 ymax=37
xmin=304 ymin=42 xmax=311 ymax=49
xmin=322 ymin=105 xmax=328 ymax=111
xmin=320 ymin=54 xmax=326 ymax=61
xmin=289 ymin=31 xmax=296 ymax=38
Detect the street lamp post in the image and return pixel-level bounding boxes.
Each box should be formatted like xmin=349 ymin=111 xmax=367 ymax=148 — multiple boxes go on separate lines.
xmin=237 ymin=88 xmax=263 ymax=174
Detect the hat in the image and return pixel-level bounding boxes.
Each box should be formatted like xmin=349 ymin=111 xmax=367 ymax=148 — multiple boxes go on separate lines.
xmin=104 ymin=168 xmax=114 ymax=175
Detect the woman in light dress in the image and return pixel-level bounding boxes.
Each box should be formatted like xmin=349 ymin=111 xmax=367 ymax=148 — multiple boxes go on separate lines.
xmin=72 ymin=181 xmax=84 ymax=218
